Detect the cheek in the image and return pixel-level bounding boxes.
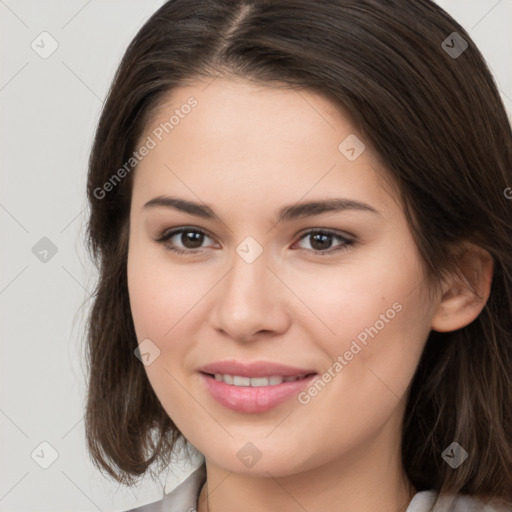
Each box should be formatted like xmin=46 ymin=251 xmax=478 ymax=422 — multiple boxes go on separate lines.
xmin=126 ymin=244 xmax=220 ymax=407
xmin=127 ymin=243 xmax=208 ymax=342
xmin=285 ymin=253 xmax=430 ymax=458
xmin=292 ymin=244 xmax=430 ymax=386
xmin=126 ymin=246 xmax=203 ymax=417
xmin=295 ymin=255 xmax=421 ymax=336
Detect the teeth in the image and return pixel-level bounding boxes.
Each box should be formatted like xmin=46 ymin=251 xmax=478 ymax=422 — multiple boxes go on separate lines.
xmin=213 ymin=374 xmax=305 ymax=387
xmin=250 ymin=377 xmax=271 ymax=387
xmin=233 ymin=376 xmax=251 ymax=386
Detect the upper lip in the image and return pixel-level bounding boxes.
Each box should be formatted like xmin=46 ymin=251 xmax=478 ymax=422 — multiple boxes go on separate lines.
xmin=198 ymin=360 xmax=317 ymax=378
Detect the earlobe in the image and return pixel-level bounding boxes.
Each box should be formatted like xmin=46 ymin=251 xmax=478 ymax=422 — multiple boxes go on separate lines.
xmin=431 ymin=243 xmax=494 ymax=333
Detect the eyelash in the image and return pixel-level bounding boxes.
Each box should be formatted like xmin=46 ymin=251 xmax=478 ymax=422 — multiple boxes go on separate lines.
xmin=155 ymin=227 xmax=356 ymax=256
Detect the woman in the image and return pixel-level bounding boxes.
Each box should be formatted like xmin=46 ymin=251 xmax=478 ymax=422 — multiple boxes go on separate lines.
xmin=84 ymin=1 xmax=512 ymax=511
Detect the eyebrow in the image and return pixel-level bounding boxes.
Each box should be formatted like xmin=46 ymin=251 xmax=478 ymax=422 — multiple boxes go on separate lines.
xmin=143 ymin=195 xmax=381 ymax=222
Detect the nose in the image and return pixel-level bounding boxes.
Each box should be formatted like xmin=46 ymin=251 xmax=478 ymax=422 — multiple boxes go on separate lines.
xmin=210 ymin=245 xmax=291 ymax=343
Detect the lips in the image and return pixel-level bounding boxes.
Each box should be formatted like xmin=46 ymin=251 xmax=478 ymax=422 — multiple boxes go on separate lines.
xmin=197 ymin=360 xmax=318 ymax=413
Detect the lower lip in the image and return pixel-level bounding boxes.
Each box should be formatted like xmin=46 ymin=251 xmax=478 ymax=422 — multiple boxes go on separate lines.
xmin=199 ymin=373 xmax=318 ymax=413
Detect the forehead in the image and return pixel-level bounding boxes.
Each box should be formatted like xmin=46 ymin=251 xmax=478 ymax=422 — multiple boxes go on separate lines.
xmin=131 ymin=77 xmax=397 ymax=217
xmin=145 ymin=76 xmax=348 ymax=138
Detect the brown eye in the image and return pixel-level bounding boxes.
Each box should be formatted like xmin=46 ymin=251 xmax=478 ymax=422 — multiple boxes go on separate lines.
xmin=156 ymin=227 xmax=215 ymax=254
xmin=295 ymin=229 xmax=355 ymax=255
xmin=178 ymin=230 xmax=205 ymax=249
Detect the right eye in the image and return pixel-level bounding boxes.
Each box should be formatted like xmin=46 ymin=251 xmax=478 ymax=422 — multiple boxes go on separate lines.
xmin=155 ymin=227 xmax=217 ymax=255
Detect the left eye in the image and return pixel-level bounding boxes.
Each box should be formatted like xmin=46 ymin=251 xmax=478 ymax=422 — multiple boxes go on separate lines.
xmin=156 ymin=227 xmax=355 ymax=255
xmin=294 ymin=229 xmax=354 ymax=254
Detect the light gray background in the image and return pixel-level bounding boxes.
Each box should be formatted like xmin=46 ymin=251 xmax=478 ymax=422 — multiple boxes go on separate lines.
xmin=1 ymin=1 xmax=511 ymax=511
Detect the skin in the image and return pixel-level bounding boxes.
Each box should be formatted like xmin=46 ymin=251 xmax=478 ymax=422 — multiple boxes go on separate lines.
xmin=126 ymin=77 xmax=493 ymax=512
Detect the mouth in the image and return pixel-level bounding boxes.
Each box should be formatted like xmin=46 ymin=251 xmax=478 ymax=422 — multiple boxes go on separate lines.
xmin=200 ymin=372 xmax=317 ymax=387
xmin=197 ymin=361 xmax=319 ymax=413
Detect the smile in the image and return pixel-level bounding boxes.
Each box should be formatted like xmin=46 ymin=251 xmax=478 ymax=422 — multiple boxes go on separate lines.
xmin=209 ymin=373 xmax=313 ymax=387
xmin=199 ymin=372 xmax=318 ymax=413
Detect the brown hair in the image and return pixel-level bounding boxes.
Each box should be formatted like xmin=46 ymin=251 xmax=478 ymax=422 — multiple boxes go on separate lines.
xmin=84 ymin=0 xmax=512 ymax=505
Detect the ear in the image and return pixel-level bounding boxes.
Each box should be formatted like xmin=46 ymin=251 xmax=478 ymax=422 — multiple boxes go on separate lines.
xmin=431 ymin=243 xmax=494 ymax=333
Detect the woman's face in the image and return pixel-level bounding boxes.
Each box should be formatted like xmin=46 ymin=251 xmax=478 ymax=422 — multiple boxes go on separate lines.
xmin=127 ymin=77 xmax=438 ymax=476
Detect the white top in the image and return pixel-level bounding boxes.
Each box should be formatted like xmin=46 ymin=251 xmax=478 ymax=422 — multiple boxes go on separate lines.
xmin=124 ymin=465 xmax=511 ymax=512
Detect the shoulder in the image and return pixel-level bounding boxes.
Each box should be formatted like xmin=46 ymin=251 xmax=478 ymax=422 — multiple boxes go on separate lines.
xmin=122 ymin=465 xmax=206 ymax=512
xmin=407 ymin=490 xmax=512 ymax=512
